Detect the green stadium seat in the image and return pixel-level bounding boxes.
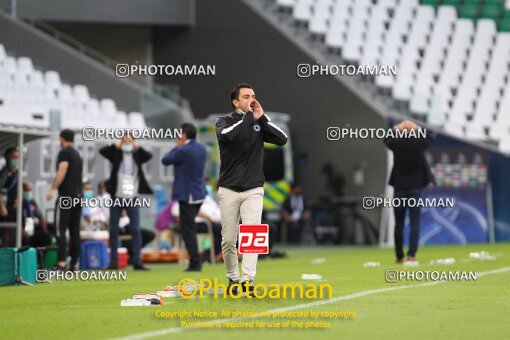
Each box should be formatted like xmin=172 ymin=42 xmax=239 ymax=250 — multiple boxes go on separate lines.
xmin=422 ymin=0 xmax=440 ymax=7
xmin=481 ymin=5 xmax=502 ymax=20
xmin=441 ymin=0 xmax=462 ymax=6
xmin=499 ymin=17 xmax=510 ymax=31
xmin=503 ymin=10 xmax=510 ymax=19
xmin=484 ymin=0 xmax=505 ymax=5
xmin=463 ymin=0 xmax=484 ymax=5
xmin=459 ymin=4 xmax=480 ymax=21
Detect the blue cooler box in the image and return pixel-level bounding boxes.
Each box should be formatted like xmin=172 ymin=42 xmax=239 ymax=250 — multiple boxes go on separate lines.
xmin=80 ymin=241 xmax=109 ymax=269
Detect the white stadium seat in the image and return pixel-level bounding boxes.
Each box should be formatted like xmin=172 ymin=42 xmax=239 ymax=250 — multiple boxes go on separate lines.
xmin=44 ymin=70 xmax=62 ymax=90
xmin=116 ymin=111 xmax=129 ymax=129
xmin=73 ymin=84 xmax=90 ymax=104
xmin=262 ymin=0 xmax=510 ymax=150
xmin=277 ymin=0 xmax=296 ymax=9
xmin=293 ymin=0 xmax=314 ymax=22
xmin=309 ymin=0 xmax=332 ymax=35
xmin=0 ymin=44 xmax=6 ymax=62
xmin=0 ymin=49 xmax=144 ymax=130
xmin=129 ymin=112 xmax=148 ymax=129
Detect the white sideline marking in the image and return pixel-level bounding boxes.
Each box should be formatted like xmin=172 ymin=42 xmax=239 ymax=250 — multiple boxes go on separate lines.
xmin=114 ymin=266 xmax=510 ymax=340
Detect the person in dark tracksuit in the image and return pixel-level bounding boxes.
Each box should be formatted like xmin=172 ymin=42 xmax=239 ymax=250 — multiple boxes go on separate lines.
xmin=216 ymin=83 xmax=288 ymax=295
xmin=46 ymin=129 xmax=83 ymax=271
xmin=384 ymin=120 xmax=434 ymax=263
xmin=162 ymin=123 xmax=207 ymax=272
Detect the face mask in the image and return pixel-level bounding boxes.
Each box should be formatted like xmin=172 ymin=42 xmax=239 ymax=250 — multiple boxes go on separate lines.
xmin=24 ymin=191 xmax=33 ymax=201
xmin=121 ymin=145 xmax=133 ymax=153
xmin=9 ymin=159 xmax=19 ymax=169
xmin=83 ymin=190 xmax=94 ymax=200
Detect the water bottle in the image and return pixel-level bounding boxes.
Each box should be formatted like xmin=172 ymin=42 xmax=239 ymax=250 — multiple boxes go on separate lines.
xmin=120 ymin=299 xmax=151 ymax=306
xmin=430 ymin=258 xmax=455 ymax=265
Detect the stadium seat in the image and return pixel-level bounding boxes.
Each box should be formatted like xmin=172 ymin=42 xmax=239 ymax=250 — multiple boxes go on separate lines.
xmin=0 ymin=44 xmax=151 ymax=132
xmin=378 ymin=0 xmax=398 ymax=8
xmin=0 ymin=44 xmax=6 ymax=62
xmin=44 ymin=70 xmax=62 ymax=91
xmin=443 ymin=0 xmax=462 ymax=7
xmin=459 ymin=4 xmax=480 ymax=21
xmin=464 ymin=0 xmax=484 ymax=5
xmin=444 ymin=121 xmax=465 ymax=137
xmin=73 ymin=85 xmax=90 ymax=104
xmin=265 ymin=0 xmax=510 ymax=149
xmin=324 ymin=7 xmax=348 ymax=49
xmin=2 ymin=57 xmax=17 ymax=78
xmin=116 ymin=111 xmax=129 ymax=128
xmin=309 ymin=0 xmax=332 ymax=35
xmin=129 ymin=112 xmax=148 ymax=129
xmin=293 ymin=0 xmax=314 ymax=22
xmin=482 ymin=4 xmax=503 ymax=20
xmin=438 ymin=5 xmax=458 ymax=23
xmin=17 ymin=57 xmax=34 ymax=76
xmin=498 ymin=132 xmax=510 ymax=152
xmin=99 ymin=98 xmax=118 ymax=129
xmin=428 ymin=95 xmax=447 ymax=125
xmin=421 ymin=0 xmax=440 ymax=8
xmin=277 ymin=0 xmax=296 ymax=9
xmin=465 ymin=123 xmax=487 ymax=140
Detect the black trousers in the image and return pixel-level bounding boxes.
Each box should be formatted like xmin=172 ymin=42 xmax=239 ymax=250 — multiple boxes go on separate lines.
xmin=179 ymin=201 xmax=202 ymax=269
xmin=287 ymin=219 xmax=311 ymax=244
xmin=57 ymin=203 xmax=82 ymax=266
xmin=197 ymin=221 xmax=222 ymax=255
xmin=393 ymin=188 xmax=422 ymax=259
xmin=120 ymin=227 xmax=156 ymax=262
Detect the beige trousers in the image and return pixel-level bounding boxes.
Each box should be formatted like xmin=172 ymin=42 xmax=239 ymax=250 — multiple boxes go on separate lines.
xmin=218 ymin=186 xmax=264 ymax=282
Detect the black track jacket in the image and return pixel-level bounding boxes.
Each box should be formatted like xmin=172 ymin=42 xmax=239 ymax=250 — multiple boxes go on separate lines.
xmin=216 ymin=111 xmax=288 ymax=192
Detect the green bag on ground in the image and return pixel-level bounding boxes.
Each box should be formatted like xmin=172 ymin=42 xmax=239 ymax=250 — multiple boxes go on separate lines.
xmin=0 ymin=247 xmax=38 ymax=286
xmin=43 ymin=237 xmax=58 ymax=269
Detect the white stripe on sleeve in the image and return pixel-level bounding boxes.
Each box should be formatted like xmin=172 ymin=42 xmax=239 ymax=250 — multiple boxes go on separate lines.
xmin=268 ymin=121 xmax=288 ymax=138
xmin=221 ymin=119 xmax=243 ymax=135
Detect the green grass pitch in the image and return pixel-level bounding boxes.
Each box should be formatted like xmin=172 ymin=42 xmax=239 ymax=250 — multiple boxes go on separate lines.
xmin=1 ymin=243 xmax=509 ymax=339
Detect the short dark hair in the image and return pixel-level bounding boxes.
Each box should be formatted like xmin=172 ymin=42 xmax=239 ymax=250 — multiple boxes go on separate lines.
xmin=60 ymin=129 xmax=75 ymax=142
xmin=230 ymin=83 xmax=253 ymax=109
xmin=180 ymin=123 xmax=197 ymax=140
xmin=3 ymin=147 xmax=17 ymax=160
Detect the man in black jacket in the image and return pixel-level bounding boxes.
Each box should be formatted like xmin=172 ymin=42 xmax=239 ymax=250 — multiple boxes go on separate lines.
xmin=100 ymin=133 xmax=152 ymax=270
xmin=384 ymin=120 xmax=434 ymax=264
xmin=216 ymin=83 xmax=288 ymax=295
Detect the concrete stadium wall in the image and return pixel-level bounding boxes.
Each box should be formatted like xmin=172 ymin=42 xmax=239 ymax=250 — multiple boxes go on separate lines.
xmin=12 ymin=0 xmax=195 ymax=26
xmin=50 ymin=23 xmax=154 ymax=87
